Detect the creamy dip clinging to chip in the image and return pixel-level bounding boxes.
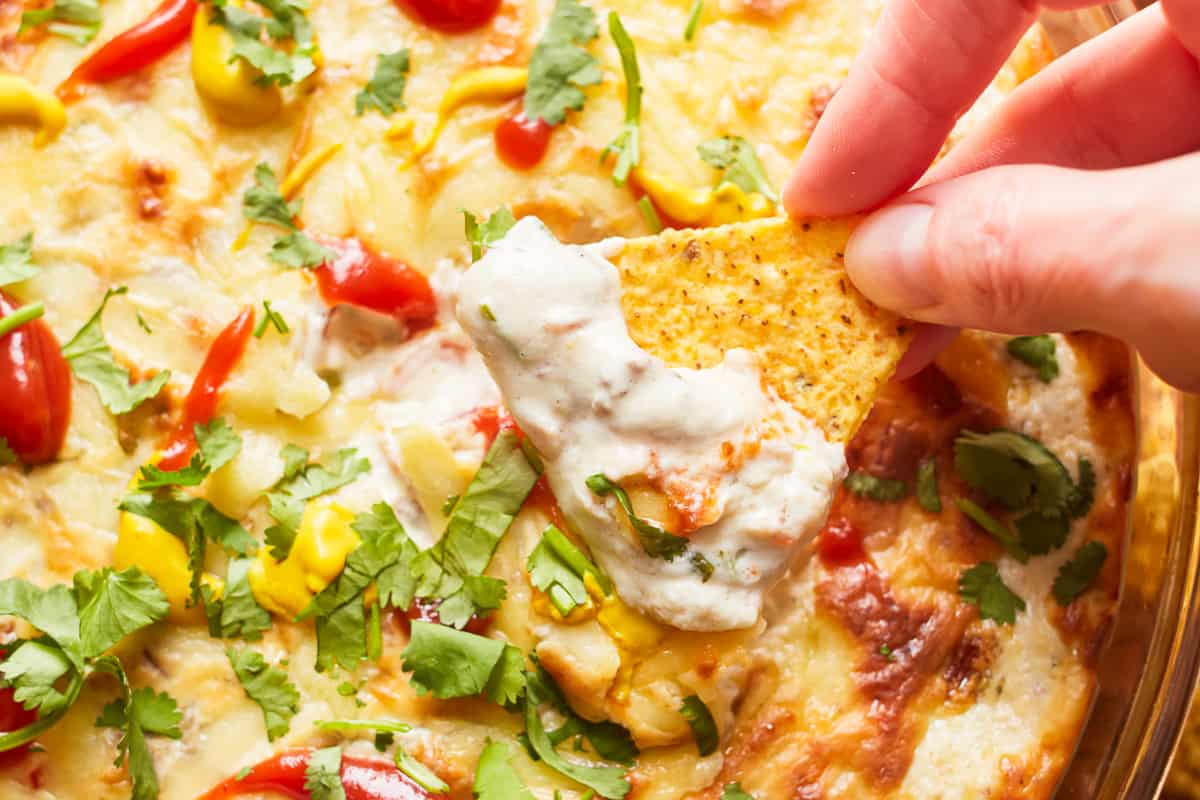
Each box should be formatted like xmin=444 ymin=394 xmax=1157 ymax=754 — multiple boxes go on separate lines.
xmin=457 ymin=218 xmax=846 ymax=631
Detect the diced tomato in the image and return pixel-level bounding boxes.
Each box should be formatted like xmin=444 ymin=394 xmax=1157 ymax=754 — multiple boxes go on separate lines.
xmin=0 ymin=291 xmax=71 ymax=465
xmin=468 ymin=405 xmax=518 ymax=448
xmin=158 ymin=306 xmax=255 ymax=471
xmin=198 ymin=749 xmax=437 ymax=800
xmin=494 ymin=110 xmax=552 ymax=170
xmin=393 ymin=0 xmax=502 ymax=33
xmin=0 ymin=650 xmax=37 ymax=771
xmin=817 ymin=516 xmax=866 ymax=567
xmin=57 ymin=0 xmax=197 ymax=101
xmin=399 ymin=597 xmax=491 ymax=636
xmin=312 ymin=237 xmax=437 ymax=331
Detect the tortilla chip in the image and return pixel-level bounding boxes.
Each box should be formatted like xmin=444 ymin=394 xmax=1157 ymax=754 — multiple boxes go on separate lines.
xmin=611 ymin=216 xmax=912 ymax=443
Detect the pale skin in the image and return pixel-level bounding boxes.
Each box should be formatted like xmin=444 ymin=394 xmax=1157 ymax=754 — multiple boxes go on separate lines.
xmin=785 ymin=0 xmax=1200 ymax=391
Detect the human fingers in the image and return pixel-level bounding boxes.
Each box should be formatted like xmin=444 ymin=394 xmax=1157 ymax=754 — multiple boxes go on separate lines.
xmin=782 ymin=0 xmax=1102 ymax=218
xmin=892 ymin=324 xmax=960 ymax=380
xmin=845 ymin=154 xmax=1200 ymax=392
xmin=926 ymin=2 xmax=1200 ymax=182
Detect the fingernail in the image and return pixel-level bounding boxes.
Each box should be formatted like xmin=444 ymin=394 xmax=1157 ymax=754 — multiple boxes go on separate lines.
xmin=845 ymin=204 xmax=937 ymax=311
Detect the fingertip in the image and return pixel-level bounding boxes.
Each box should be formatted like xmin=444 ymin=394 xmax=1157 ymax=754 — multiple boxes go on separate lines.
xmin=844 ymin=203 xmax=936 ymax=313
xmin=892 ymin=324 xmax=960 ymax=380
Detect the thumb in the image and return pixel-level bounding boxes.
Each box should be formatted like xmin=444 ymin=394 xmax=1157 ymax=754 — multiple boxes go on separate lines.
xmin=845 ymin=153 xmax=1200 ymax=392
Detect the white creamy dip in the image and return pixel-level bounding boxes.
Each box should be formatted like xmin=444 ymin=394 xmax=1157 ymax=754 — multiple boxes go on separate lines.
xmin=456 ymin=218 xmax=846 ymax=631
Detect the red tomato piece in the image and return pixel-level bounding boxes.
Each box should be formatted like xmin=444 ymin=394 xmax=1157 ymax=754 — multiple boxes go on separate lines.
xmin=0 ymin=291 xmax=71 ymax=465
xmin=313 ymin=237 xmax=437 ymax=331
xmin=393 ymin=0 xmax=502 ymax=33
xmin=817 ymin=516 xmax=866 ymax=567
xmin=198 ymin=748 xmax=438 ymax=800
xmin=494 ymin=110 xmax=552 ymax=170
xmin=0 ymin=650 xmax=37 ymax=771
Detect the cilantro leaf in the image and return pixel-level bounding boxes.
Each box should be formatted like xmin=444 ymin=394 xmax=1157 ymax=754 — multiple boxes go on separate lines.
xmin=395 ymin=749 xmax=450 ymax=794
xmin=527 ymin=525 xmax=603 ymax=617
xmin=1066 ymin=457 xmax=1095 ymax=519
xmin=721 ymin=783 xmax=754 ymax=800
xmin=1006 ymin=335 xmax=1059 ymax=382
xmin=601 ymin=12 xmax=641 ymax=186
xmin=211 ymin=3 xmax=318 ymax=88
xmin=400 ymin=621 xmax=524 ymax=701
xmin=463 ymin=208 xmax=516 ymax=261
xmin=19 ymin=0 xmax=101 ymax=45
xmin=1015 ymin=510 xmax=1069 ymax=556
xmin=0 ymin=233 xmax=37 ymax=286
xmin=585 ymin=474 xmax=687 ymax=561
xmin=243 ymin=163 xmax=300 ymax=229
xmin=97 ymin=683 xmax=183 ymax=800
xmin=958 ymin=562 xmax=1025 ymax=625
xmin=523 ymin=696 xmax=629 ymax=799
xmin=682 ymin=0 xmax=703 ymax=40
xmin=953 ymin=429 xmax=1073 ymax=514
xmin=227 ymin=647 xmax=299 ymax=741
xmin=955 ymin=498 xmax=1029 ymax=563
xmin=1053 ymin=541 xmax=1108 ymax=606
xmin=304 ymin=745 xmax=346 ymax=800
xmin=136 ymin=418 xmax=242 ymax=490
xmin=202 ymin=558 xmax=271 ymax=641
xmin=356 ymin=49 xmax=410 ymax=116
xmin=263 ymin=447 xmax=370 ymax=560
xmin=474 ymin=741 xmax=535 ymax=800
xmin=697 ymin=136 xmax=778 ymax=203
xmin=0 ymin=579 xmax=82 ymax=664
xmin=679 ymin=695 xmax=718 ymax=756
xmin=62 ymin=287 xmax=170 ymax=415
xmin=843 ymin=470 xmax=908 ymax=503
xmin=316 ymin=718 xmax=412 ymax=734
xmin=73 ymin=567 xmax=169 ymax=659
xmin=270 ymin=231 xmax=336 ymax=269
xmin=0 ymin=640 xmax=74 ymax=714
xmin=0 ymin=438 xmax=17 ymax=466
xmin=523 ymin=664 xmax=636 ymax=764
xmin=484 ymin=643 xmax=528 ymax=708
xmin=916 ymin=459 xmax=941 ymax=513
xmin=413 ymin=430 xmax=538 ymax=628
xmin=523 ymin=0 xmax=601 ymax=125
xmin=253 ymin=300 xmax=290 ymax=338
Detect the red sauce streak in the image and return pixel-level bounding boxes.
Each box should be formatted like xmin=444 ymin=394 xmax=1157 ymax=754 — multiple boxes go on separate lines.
xmin=198 ymin=748 xmax=436 ymax=800
xmin=57 ymin=0 xmax=197 ymax=101
xmin=817 ymin=516 xmax=866 ymax=567
xmin=158 ymin=306 xmax=255 ymax=471
xmin=468 ymin=405 xmax=568 ymax=536
xmin=0 ymin=291 xmax=71 ymax=465
xmin=313 ymin=237 xmax=437 ymax=331
xmin=494 ymin=110 xmax=552 ymax=170
xmin=393 ymin=0 xmax=502 ymax=33
xmin=400 ymin=597 xmax=492 ymax=636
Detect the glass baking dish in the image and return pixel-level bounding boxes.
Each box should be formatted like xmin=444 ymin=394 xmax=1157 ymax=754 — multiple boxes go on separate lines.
xmin=1030 ymin=5 xmax=1200 ymax=798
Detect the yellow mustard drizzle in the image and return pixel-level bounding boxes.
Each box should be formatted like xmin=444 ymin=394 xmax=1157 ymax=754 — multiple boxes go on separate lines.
xmin=190 ymin=4 xmax=283 ymax=126
xmin=0 ymin=75 xmax=66 ymax=147
xmin=394 ymin=66 xmax=527 ymax=169
xmin=633 ymin=167 xmax=776 ymax=227
xmin=247 ymin=499 xmax=360 ymax=618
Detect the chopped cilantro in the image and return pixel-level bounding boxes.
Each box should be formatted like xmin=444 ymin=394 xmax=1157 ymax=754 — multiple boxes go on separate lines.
xmin=679 ymin=695 xmax=718 ymax=756
xmin=1053 ymin=541 xmax=1108 ymax=606
xmin=317 ymin=718 xmax=412 ymax=734
xmin=1006 ymin=335 xmax=1059 ymax=382
xmin=263 ymin=447 xmax=370 ymax=560
xmin=463 ymin=208 xmax=516 ymax=261
xmin=527 ymin=525 xmax=604 ymax=617
xmin=697 ymin=136 xmax=778 ymax=203
xmin=73 ymin=567 xmax=170 ymax=659
xmin=601 ymin=12 xmax=641 ymax=185
xmin=690 ymin=552 xmax=714 ymax=582
xmin=955 ymin=498 xmax=1029 ymax=563
xmin=94 ymin=662 xmax=183 ymax=800
xmin=721 ymin=783 xmax=754 ymax=800
xmin=636 ymin=196 xmax=662 ymax=233
xmin=227 ymin=647 xmax=299 ymax=741
xmin=135 ymin=312 xmax=153 ymax=335
xmin=209 ymin=0 xmax=319 ymax=88
xmin=243 ymin=163 xmax=300 ymax=229
xmin=585 ymin=474 xmax=687 ymax=561
xmin=0 ymin=438 xmax=17 ymax=467
xmin=395 ymin=749 xmax=450 ymax=794
xmin=136 ymin=418 xmax=242 ymax=490
xmin=1066 ymin=458 xmax=1095 ymax=519
xmin=412 ymin=430 xmax=539 ymax=628
xmin=63 ymin=287 xmax=170 ymax=415
xmin=878 ymin=644 xmax=895 ymax=662
xmin=523 ymin=693 xmax=629 ymax=799
xmin=843 ymin=470 xmax=908 ymax=503
xmin=524 ymin=665 xmax=637 ymax=765
xmin=400 ymin=621 xmax=526 ymax=705
xmin=19 ymin=0 xmax=101 ymax=45
xmin=356 ymin=49 xmax=410 ymax=116
xmin=683 ymin=0 xmax=703 ymax=40
xmin=916 ymin=459 xmax=941 ymax=513
xmin=0 ymin=641 xmax=74 ymax=715
xmin=253 ymin=300 xmax=290 ymax=338
xmin=202 ymin=557 xmax=271 ymax=641
xmin=1015 ymin=510 xmax=1069 ymax=556
xmin=0 ymin=233 xmax=37 ymax=286
xmin=304 ymin=745 xmax=346 ymax=800
xmin=474 ymin=741 xmax=535 ymax=800
xmin=953 ymin=429 xmax=1073 ymax=514
xmin=958 ymin=562 xmax=1025 ymax=625
xmin=270 ymin=231 xmax=335 ymax=269
xmin=523 ymin=0 xmax=602 ymax=125
xmin=0 ymin=302 xmax=43 ymax=339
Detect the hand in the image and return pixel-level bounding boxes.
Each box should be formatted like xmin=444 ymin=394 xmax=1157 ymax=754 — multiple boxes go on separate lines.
xmin=784 ymin=0 xmax=1200 ymax=391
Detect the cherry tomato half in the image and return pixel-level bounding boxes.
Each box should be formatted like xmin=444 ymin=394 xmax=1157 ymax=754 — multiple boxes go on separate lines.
xmin=393 ymin=0 xmax=502 ymax=32
xmin=494 ymin=110 xmax=552 ymax=170
xmin=0 ymin=291 xmax=71 ymax=465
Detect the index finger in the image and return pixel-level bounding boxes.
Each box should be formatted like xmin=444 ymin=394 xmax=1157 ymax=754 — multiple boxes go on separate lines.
xmin=783 ymin=0 xmax=1099 ymax=217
